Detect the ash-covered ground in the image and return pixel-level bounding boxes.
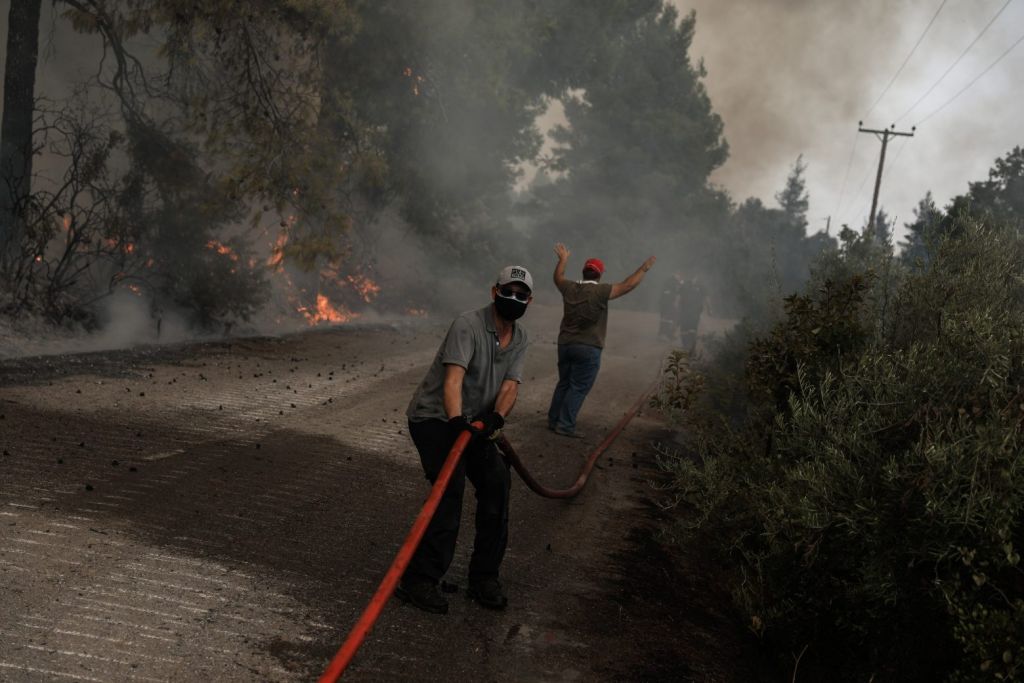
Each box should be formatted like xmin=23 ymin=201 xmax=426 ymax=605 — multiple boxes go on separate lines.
xmin=0 ymin=304 xmax=749 ymax=682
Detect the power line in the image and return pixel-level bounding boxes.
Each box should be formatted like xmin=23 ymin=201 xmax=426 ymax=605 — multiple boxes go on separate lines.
xmin=887 ymin=137 xmax=912 ymax=169
xmin=842 ymin=162 xmax=876 ymax=227
xmin=833 ymin=132 xmax=860 ymax=219
xmin=863 ymin=0 xmax=950 ymax=119
xmin=838 ymin=0 xmax=949 ymax=226
xmin=895 ymin=0 xmax=1016 ymax=123
xmin=916 ymin=30 xmax=1024 ymax=125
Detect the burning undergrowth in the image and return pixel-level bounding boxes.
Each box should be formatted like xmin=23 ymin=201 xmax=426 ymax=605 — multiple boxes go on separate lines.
xmin=0 ymin=184 xmax=468 ymax=359
xmin=264 ymin=225 xmax=380 ymax=328
xmin=0 ymin=95 xmax=431 ymax=354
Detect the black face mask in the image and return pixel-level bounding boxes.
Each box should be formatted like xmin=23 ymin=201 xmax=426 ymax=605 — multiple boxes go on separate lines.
xmin=494 ymin=296 xmax=528 ymax=321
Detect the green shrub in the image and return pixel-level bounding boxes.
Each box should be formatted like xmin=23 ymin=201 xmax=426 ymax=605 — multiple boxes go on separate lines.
xmin=655 ymin=219 xmax=1024 ymax=681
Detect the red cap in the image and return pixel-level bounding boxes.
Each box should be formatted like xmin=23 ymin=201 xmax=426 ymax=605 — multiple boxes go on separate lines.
xmin=583 ymin=258 xmax=605 ymax=275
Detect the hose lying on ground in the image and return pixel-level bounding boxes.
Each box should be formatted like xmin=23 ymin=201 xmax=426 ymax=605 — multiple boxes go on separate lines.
xmin=319 ymin=382 xmax=656 ymax=681
xmin=495 ymin=381 xmax=655 ymax=499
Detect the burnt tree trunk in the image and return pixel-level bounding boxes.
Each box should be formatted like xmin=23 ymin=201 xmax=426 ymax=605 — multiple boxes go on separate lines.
xmin=0 ymin=0 xmax=42 ymax=255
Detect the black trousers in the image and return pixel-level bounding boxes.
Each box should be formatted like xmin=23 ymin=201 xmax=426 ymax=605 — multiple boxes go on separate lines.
xmin=405 ymin=419 xmax=511 ymax=584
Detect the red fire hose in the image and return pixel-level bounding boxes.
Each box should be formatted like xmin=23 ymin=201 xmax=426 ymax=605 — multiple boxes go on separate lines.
xmin=316 ymin=424 xmax=480 ymax=682
xmin=318 ymin=383 xmax=655 ymax=681
xmin=496 ymin=381 xmax=655 ymax=499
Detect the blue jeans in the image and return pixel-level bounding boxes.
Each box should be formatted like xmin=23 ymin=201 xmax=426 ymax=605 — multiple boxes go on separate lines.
xmin=547 ymin=343 xmax=602 ymax=434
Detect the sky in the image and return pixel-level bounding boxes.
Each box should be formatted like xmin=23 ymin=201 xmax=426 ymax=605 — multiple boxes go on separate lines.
xmin=674 ymin=0 xmax=1024 ymax=242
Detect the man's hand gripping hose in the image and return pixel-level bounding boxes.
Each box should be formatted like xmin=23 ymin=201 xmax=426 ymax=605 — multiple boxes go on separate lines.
xmin=318 ymin=381 xmax=655 ymax=680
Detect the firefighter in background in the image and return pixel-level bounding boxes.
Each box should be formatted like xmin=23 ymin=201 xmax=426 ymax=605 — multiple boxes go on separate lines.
xmin=677 ymin=275 xmax=708 ymax=353
xmin=658 ymin=273 xmax=684 ymax=340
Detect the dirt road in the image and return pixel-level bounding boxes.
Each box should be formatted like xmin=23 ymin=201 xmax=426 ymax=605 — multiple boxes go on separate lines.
xmin=0 ymin=304 xmax=742 ymax=682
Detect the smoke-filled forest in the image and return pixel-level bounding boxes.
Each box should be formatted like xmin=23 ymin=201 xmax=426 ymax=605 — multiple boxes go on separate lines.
xmin=0 ymin=0 xmax=839 ymax=341
xmin=1 ymin=0 xmax=1023 ymax=681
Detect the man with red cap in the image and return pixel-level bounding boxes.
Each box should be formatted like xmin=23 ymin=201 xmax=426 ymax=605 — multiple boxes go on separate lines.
xmin=548 ymin=243 xmax=655 ymax=437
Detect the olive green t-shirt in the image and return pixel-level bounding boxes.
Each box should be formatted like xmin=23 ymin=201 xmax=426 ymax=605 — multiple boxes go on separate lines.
xmin=557 ymin=280 xmax=614 ymax=349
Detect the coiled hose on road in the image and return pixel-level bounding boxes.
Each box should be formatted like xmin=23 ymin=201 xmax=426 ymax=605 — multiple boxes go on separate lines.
xmin=318 ymin=383 xmax=656 ymax=681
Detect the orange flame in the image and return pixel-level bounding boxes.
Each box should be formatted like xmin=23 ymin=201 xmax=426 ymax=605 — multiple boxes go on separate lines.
xmin=264 ymin=230 xmax=377 ymax=327
xmin=206 ymin=239 xmax=239 ymax=261
xmin=346 ymin=273 xmax=381 ymax=303
xmin=102 ymin=238 xmax=135 ymax=254
xmin=298 ymin=294 xmax=358 ymax=325
xmin=267 ymin=231 xmax=288 ymax=269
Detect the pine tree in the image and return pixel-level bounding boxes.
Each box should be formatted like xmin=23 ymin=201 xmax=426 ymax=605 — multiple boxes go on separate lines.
xmin=872 ymin=208 xmax=894 ymax=249
xmin=535 ymin=4 xmax=729 ymax=274
xmin=965 ymin=146 xmax=1024 ymax=228
xmin=900 ymin=191 xmax=941 ymax=264
xmin=776 ymin=154 xmax=809 ymax=234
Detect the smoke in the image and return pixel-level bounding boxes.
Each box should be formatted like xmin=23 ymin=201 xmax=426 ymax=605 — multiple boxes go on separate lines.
xmin=675 ymin=0 xmax=1024 ymax=240
xmin=329 ymin=211 xmax=487 ymax=318
xmin=6 ymin=0 xmax=1020 ymax=355
xmin=0 ymin=290 xmax=192 ymax=359
xmin=89 ymin=290 xmax=188 ymax=349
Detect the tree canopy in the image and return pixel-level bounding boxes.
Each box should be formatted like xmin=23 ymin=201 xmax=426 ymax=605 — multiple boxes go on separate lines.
xmin=1 ymin=0 xmax=838 ymax=327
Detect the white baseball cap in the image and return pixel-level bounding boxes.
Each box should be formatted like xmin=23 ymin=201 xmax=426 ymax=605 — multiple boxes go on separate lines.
xmin=496 ymin=265 xmax=533 ymax=292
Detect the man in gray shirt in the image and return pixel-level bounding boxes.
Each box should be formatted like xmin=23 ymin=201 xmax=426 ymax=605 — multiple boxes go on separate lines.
xmin=399 ymin=265 xmax=533 ymax=614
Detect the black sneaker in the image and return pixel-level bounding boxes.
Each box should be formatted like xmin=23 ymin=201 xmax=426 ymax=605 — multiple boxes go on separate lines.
xmin=467 ymin=577 xmax=508 ymax=610
xmin=395 ymin=578 xmax=449 ymax=614
xmin=553 ymin=427 xmax=584 ymax=439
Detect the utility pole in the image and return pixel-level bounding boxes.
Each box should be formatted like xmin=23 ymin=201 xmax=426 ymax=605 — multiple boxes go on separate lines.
xmin=858 ymin=122 xmax=914 ymax=236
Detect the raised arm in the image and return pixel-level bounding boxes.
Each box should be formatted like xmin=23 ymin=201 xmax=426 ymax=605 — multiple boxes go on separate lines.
xmin=553 ymin=243 xmax=570 ymax=290
xmin=609 ymin=256 xmax=656 ymax=300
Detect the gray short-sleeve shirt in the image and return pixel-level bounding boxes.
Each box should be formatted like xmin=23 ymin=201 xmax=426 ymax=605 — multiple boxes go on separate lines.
xmin=407 ymin=305 xmax=529 ymax=421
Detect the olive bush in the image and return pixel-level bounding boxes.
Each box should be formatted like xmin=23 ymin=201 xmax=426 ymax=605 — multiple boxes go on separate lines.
xmin=654 ymin=219 xmax=1024 ymax=680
